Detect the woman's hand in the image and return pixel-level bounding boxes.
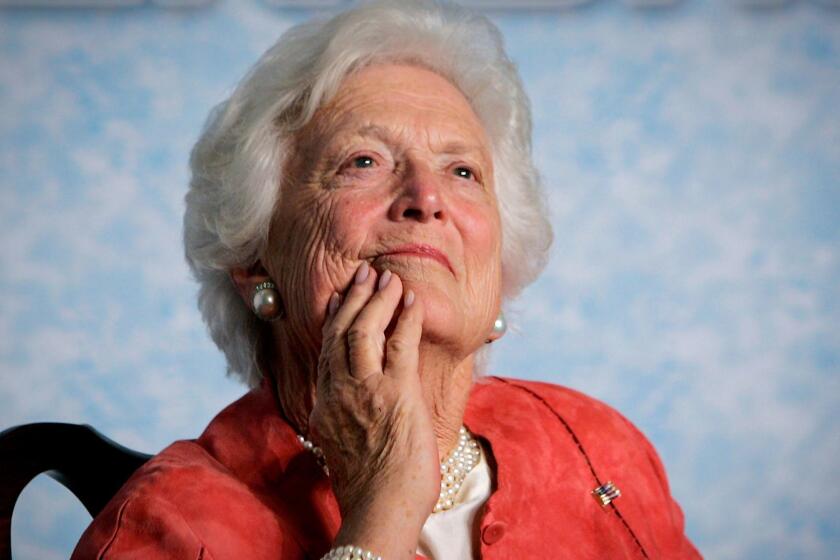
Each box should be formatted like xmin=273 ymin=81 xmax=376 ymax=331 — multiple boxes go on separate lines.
xmin=309 ymin=262 xmax=439 ymax=559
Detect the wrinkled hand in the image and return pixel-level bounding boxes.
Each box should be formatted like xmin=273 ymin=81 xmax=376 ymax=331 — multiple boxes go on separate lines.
xmin=309 ymin=262 xmax=440 ymax=534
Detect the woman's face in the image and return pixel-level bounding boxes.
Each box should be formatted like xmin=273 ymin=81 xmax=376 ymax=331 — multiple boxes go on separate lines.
xmin=266 ymin=63 xmax=502 ymax=359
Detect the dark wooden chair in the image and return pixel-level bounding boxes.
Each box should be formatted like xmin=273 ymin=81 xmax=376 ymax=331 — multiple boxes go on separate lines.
xmin=0 ymin=423 xmax=152 ymax=560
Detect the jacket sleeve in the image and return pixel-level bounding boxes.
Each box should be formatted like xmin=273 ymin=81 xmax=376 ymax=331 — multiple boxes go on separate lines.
xmin=621 ymin=416 xmax=703 ymax=560
xmin=71 ymin=496 xmax=213 ymax=560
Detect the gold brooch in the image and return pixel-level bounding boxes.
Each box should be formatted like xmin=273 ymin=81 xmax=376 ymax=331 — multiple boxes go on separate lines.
xmin=592 ymin=481 xmax=621 ymax=507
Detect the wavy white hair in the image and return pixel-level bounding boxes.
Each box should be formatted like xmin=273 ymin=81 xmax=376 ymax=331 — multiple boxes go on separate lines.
xmin=184 ymin=0 xmax=552 ymax=388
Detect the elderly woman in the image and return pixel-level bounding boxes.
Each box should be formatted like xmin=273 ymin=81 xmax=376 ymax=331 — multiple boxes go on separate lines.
xmin=72 ymin=1 xmax=700 ymax=559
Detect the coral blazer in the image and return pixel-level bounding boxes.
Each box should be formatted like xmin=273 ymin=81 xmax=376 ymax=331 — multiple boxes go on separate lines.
xmin=72 ymin=376 xmax=702 ymax=559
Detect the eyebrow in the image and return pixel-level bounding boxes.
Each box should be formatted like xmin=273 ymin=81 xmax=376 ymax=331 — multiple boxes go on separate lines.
xmin=351 ymin=124 xmax=486 ymax=158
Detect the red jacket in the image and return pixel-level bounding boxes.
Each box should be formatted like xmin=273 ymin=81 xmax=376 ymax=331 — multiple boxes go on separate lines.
xmin=72 ymin=376 xmax=702 ymax=559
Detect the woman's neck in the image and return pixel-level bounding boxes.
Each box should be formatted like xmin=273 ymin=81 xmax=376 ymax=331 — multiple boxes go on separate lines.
xmin=418 ymin=343 xmax=476 ymax=460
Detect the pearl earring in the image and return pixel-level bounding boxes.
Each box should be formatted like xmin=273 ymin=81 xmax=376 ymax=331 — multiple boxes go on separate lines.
xmin=486 ymin=311 xmax=506 ymax=343
xmin=252 ymin=281 xmax=283 ymax=321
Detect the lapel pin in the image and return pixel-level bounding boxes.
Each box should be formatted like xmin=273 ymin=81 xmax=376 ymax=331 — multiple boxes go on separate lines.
xmin=592 ymin=481 xmax=621 ymax=507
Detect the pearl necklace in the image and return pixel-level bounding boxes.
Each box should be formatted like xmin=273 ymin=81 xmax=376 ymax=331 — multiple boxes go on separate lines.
xmin=297 ymin=426 xmax=481 ymax=514
xmin=435 ymin=426 xmax=481 ymax=512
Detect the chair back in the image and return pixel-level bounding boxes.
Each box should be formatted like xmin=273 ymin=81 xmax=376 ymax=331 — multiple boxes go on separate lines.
xmin=0 ymin=422 xmax=152 ymax=560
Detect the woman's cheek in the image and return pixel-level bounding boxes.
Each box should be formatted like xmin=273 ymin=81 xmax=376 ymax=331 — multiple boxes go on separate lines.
xmin=327 ymin=189 xmax=385 ymax=242
xmin=303 ymin=196 xmax=373 ymax=309
xmin=266 ymin=197 xmax=331 ymax=325
xmin=305 ymin=252 xmax=350 ymax=329
xmin=460 ymin=199 xmax=503 ymax=298
xmin=460 ymin=198 xmax=501 ymax=257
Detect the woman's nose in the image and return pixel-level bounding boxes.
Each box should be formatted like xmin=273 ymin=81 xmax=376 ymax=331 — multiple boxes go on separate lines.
xmin=387 ymin=165 xmax=448 ymax=223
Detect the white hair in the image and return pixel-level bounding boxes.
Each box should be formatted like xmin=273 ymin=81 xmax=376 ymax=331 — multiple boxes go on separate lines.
xmin=184 ymin=0 xmax=553 ymax=388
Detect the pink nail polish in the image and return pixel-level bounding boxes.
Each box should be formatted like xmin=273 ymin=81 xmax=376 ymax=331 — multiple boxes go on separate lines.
xmin=378 ymin=269 xmax=392 ymax=291
xmin=328 ymin=292 xmax=340 ymax=315
xmin=405 ymin=289 xmax=415 ymax=307
xmin=354 ymin=262 xmax=370 ymax=285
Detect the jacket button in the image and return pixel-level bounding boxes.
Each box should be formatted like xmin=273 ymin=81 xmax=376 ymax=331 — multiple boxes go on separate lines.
xmin=481 ymin=521 xmax=507 ymax=545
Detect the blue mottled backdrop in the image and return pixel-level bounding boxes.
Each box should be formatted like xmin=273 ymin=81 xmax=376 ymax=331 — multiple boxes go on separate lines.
xmin=1 ymin=1 xmax=838 ymax=558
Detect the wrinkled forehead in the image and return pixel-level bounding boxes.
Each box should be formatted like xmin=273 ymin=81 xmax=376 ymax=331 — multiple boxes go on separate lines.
xmin=298 ymin=63 xmax=493 ymax=159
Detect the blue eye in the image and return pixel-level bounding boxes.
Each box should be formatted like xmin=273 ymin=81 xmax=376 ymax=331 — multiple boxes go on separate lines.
xmin=352 ymin=155 xmax=375 ymax=168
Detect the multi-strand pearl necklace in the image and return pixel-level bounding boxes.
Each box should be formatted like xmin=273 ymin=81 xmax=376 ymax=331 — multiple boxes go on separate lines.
xmin=435 ymin=426 xmax=481 ymax=512
xmin=297 ymin=426 xmax=481 ymax=514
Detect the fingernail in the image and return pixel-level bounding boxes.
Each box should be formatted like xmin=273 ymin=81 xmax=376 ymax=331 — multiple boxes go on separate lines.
xmin=404 ymin=289 xmax=415 ymax=307
xmin=328 ymin=292 xmax=340 ymax=315
xmin=354 ymin=262 xmax=369 ymax=285
xmin=378 ymin=269 xmax=392 ymax=291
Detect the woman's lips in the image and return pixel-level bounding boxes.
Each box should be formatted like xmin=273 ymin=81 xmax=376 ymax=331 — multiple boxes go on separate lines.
xmin=378 ymin=244 xmax=454 ymax=274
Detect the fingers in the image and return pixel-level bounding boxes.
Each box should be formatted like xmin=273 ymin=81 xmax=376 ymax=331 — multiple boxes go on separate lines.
xmin=320 ymin=262 xmax=410 ymax=382
xmin=384 ymin=288 xmax=423 ymax=382
xmin=318 ymin=262 xmax=376 ymax=386
xmin=345 ymin=270 xmax=406 ymax=379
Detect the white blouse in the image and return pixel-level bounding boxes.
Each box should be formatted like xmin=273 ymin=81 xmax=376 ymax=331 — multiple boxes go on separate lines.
xmin=416 ymin=442 xmax=493 ymax=560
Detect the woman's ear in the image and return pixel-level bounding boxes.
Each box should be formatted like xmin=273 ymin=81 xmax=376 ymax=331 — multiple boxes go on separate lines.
xmin=230 ymin=261 xmax=284 ymax=321
xmin=230 ymin=261 xmax=271 ymax=305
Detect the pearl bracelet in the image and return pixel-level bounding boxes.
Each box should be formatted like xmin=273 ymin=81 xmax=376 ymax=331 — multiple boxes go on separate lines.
xmin=321 ymin=544 xmax=383 ymax=560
